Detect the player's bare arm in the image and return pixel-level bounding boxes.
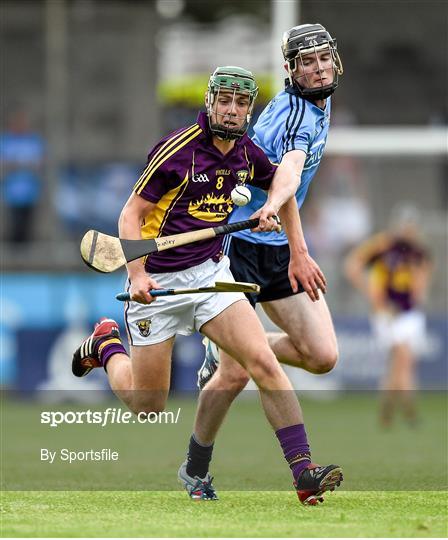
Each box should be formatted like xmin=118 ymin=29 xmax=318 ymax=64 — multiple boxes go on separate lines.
xmin=264 ymin=149 xmax=325 ymax=302
xmin=279 ymin=196 xmax=326 ymax=302
xmin=255 ymin=150 xmax=303 ymax=230
xmin=118 ymin=192 xmax=161 ymax=304
xmin=344 ymin=233 xmax=389 ymax=295
xmin=344 ymin=246 xmax=369 ymax=294
xmin=344 ymin=233 xmax=395 ymax=311
xmin=411 ymin=257 xmax=433 ymax=304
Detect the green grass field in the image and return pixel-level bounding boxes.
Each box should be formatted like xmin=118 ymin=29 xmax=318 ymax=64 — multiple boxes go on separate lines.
xmin=2 ymin=393 xmax=447 ymax=537
xmin=2 ymin=491 xmax=447 ymax=537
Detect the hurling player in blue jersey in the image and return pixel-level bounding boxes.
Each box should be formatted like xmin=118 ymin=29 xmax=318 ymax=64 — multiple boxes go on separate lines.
xmin=181 ymin=24 xmax=344 ymax=505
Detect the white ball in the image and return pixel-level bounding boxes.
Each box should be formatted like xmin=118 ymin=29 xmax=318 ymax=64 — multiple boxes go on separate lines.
xmin=231 ymin=185 xmax=251 ymax=206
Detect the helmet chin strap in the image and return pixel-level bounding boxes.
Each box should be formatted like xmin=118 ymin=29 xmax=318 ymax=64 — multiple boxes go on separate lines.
xmin=293 ymin=81 xmax=336 ymax=100
xmin=209 ymin=119 xmax=246 ymax=140
xmin=287 ymin=72 xmax=338 ymax=101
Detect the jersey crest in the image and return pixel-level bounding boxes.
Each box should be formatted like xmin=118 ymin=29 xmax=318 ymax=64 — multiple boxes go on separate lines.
xmin=136 ymin=319 xmax=151 ymax=337
xmin=187 ymin=193 xmax=234 ymax=222
xmin=236 ymin=169 xmax=249 ymax=184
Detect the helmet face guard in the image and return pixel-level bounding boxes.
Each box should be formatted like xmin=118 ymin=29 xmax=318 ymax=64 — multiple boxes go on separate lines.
xmin=282 ymin=23 xmax=343 ymax=100
xmin=206 ymin=66 xmax=258 ymax=140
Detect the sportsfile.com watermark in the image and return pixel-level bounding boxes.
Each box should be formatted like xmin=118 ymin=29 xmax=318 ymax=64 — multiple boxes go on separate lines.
xmin=40 ymin=407 xmax=181 ymax=427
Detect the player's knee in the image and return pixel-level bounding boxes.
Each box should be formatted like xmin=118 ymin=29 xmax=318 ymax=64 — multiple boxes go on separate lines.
xmin=313 ymin=346 xmax=338 ymax=374
xmin=131 ymin=392 xmax=167 ymax=415
xmin=247 ymin=352 xmax=281 ymax=385
xmin=218 ymin=371 xmax=250 ymax=392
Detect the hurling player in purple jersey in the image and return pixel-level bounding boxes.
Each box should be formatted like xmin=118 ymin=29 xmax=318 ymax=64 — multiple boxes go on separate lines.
xmin=345 ymin=204 xmax=432 ymax=427
xmin=72 ymin=66 xmax=341 ymax=503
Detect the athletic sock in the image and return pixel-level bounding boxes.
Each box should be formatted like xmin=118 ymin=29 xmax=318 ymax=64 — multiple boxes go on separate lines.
xmin=186 ymin=434 xmax=214 ymax=479
xmin=98 ymin=338 xmax=127 ymax=370
xmin=275 ymin=423 xmax=311 ymax=482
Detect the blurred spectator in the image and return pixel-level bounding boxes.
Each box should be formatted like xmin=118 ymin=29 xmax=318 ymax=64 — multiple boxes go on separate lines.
xmin=1 ymin=108 xmax=45 ymax=243
xmin=344 ymin=203 xmax=433 ymax=427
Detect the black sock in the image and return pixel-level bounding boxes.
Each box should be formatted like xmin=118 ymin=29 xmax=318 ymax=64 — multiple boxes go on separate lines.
xmin=186 ymin=434 xmax=214 ymax=479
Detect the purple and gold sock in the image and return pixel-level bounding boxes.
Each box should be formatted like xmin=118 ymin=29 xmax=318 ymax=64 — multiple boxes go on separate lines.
xmin=98 ymin=338 xmax=127 ymax=370
xmin=275 ymin=424 xmax=311 ymax=482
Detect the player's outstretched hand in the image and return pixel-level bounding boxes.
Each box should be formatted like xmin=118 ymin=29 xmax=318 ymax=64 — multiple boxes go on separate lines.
xmin=250 ymin=205 xmax=282 ymax=233
xmin=129 ymin=275 xmax=161 ymax=304
xmin=289 ymin=253 xmax=327 ymax=302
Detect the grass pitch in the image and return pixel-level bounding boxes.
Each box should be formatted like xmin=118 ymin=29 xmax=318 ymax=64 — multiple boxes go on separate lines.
xmin=2 ymin=392 xmax=447 ymax=537
xmin=2 ymin=490 xmax=447 ymax=537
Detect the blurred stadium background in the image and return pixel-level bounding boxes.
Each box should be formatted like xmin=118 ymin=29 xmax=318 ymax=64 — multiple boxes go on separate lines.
xmin=1 ymin=0 xmax=447 ymax=397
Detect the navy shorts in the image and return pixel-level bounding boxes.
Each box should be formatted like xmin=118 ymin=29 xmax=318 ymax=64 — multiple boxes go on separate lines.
xmin=227 ymin=236 xmax=305 ymax=307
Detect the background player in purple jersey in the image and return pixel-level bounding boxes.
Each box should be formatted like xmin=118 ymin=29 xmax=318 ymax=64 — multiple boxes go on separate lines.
xmin=345 ymin=204 xmax=432 ymax=427
xmin=72 ymin=66 xmax=342 ymax=504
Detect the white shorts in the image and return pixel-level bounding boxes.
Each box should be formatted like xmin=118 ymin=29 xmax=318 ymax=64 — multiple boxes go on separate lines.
xmin=371 ymin=310 xmax=427 ymax=354
xmin=124 ymin=256 xmax=247 ymax=346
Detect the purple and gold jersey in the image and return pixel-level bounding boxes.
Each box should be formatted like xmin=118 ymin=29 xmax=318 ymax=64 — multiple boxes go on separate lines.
xmin=365 ymin=237 xmax=430 ymax=312
xmin=133 ymin=112 xmax=277 ymax=273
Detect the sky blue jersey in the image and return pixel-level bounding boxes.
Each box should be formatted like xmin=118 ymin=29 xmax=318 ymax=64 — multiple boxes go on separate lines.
xmin=231 ymin=87 xmax=331 ymax=245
